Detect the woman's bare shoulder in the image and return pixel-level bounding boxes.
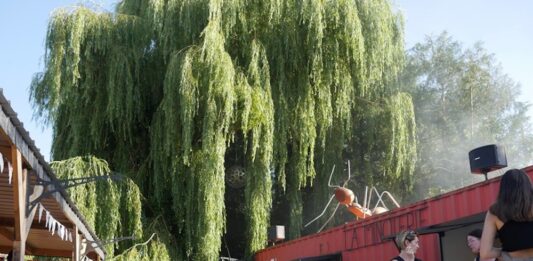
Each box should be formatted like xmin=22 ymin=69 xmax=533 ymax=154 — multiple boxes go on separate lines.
xmin=485 ymin=211 xmax=504 ymax=229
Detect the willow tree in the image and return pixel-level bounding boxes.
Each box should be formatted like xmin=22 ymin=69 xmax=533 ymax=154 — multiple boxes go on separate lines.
xmin=31 ymin=0 xmax=415 ymax=259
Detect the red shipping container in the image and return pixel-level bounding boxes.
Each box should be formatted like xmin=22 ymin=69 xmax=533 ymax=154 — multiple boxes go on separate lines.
xmin=255 ymin=166 xmax=533 ymax=261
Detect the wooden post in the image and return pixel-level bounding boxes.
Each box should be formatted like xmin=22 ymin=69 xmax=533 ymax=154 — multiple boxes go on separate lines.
xmin=72 ymin=227 xmax=80 ymax=261
xmin=12 ymin=147 xmax=25 ymax=261
xmin=25 ymin=168 xmax=40 ymax=237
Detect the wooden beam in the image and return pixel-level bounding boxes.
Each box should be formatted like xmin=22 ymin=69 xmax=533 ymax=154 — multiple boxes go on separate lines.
xmin=0 ymin=228 xmax=39 ymax=256
xmin=12 ymin=147 xmax=23 ymax=241
xmin=72 ymin=226 xmax=80 ymax=261
xmin=0 ymin=227 xmax=12 ymax=241
xmin=11 ymin=146 xmax=25 ymax=261
xmin=26 ymin=248 xmax=72 ymax=257
xmin=0 ymin=244 xmax=72 ymax=257
xmin=24 ymin=168 xmax=39 ymax=237
xmin=0 ymin=145 xmax=11 ymax=161
xmin=0 ymin=245 xmax=12 ymax=254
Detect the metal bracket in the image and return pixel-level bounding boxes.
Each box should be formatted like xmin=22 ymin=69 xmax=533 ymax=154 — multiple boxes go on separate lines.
xmin=88 ymin=235 xmax=136 ymax=248
xmin=26 ymin=171 xmax=123 ymax=214
xmin=81 ymin=235 xmax=135 ymax=257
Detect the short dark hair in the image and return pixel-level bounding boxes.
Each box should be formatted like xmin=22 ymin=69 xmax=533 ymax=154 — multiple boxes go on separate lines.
xmin=468 ymin=228 xmax=482 ymax=239
xmin=489 ymin=169 xmax=533 ymax=222
xmin=394 ymin=230 xmax=417 ymax=251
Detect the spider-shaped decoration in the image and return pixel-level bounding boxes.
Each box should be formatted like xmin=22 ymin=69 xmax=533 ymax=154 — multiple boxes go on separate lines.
xmin=305 ymin=161 xmax=400 ymax=233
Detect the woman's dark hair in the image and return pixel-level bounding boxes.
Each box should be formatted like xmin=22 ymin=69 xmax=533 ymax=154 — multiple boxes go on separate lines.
xmin=394 ymin=230 xmax=417 ymax=251
xmin=489 ymin=169 xmax=533 ymax=222
xmin=468 ymin=228 xmax=482 ymax=239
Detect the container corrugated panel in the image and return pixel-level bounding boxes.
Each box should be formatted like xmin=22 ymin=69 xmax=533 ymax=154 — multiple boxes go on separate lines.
xmin=255 ymin=166 xmax=533 ymax=261
xmin=256 ymin=225 xmax=347 ymax=260
xmin=342 ymin=233 xmax=440 ymax=261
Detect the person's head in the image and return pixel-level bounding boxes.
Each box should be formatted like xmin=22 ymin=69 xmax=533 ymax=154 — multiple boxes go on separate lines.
xmin=394 ymin=230 xmax=419 ymax=254
xmin=489 ymin=169 xmax=533 ymax=222
xmin=466 ymin=229 xmax=482 ymax=254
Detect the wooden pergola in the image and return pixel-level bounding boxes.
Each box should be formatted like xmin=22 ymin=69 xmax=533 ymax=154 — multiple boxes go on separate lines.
xmin=0 ymin=90 xmax=106 ymax=260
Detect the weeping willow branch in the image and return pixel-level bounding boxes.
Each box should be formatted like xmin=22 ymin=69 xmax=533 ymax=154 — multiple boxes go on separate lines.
xmin=110 ymin=233 xmax=156 ymax=260
xmin=51 ymin=156 xmax=143 ymax=257
xmin=32 ymin=0 xmax=415 ymax=259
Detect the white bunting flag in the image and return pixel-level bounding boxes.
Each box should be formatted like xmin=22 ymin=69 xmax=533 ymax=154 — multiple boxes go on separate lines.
xmin=0 ymin=153 xmax=3 ymax=173
xmin=45 ymin=210 xmax=51 ymax=228
xmin=51 ymin=217 xmax=56 ymax=235
xmin=7 ymin=161 xmax=12 ymax=184
xmin=38 ymin=204 xmax=44 ymax=223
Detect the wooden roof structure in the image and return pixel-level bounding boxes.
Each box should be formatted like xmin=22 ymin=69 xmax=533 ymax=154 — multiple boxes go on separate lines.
xmin=0 ymin=89 xmax=106 ymax=260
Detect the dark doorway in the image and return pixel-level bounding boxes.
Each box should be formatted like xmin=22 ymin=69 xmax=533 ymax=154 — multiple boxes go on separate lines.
xmin=297 ymin=253 xmax=342 ymax=261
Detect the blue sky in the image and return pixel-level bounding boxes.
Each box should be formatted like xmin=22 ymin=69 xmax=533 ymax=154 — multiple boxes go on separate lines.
xmin=0 ymin=0 xmax=532 ymax=161
xmin=396 ymin=0 xmax=533 ymax=101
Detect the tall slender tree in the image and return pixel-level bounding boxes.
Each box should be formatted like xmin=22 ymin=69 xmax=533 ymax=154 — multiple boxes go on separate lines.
xmin=31 ymin=0 xmax=416 ymax=259
xmin=401 ymin=32 xmax=533 ymax=199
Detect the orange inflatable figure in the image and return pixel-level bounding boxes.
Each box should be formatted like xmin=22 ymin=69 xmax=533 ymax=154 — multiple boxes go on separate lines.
xmin=304 ymin=162 xmax=372 ymax=232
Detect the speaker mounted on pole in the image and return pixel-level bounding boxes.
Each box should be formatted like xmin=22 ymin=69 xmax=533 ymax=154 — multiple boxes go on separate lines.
xmin=468 ymin=144 xmax=507 ymax=181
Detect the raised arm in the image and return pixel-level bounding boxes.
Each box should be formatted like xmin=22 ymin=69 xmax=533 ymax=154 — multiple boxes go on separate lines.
xmin=480 ymin=211 xmax=502 ymax=259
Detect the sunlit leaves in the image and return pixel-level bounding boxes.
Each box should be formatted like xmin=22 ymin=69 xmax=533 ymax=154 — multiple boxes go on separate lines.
xmin=32 ymin=0 xmax=415 ymax=259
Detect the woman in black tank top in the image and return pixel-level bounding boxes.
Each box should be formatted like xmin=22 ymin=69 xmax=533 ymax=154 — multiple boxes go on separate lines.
xmin=480 ymin=169 xmax=533 ymax=260
xmin=390 ymin=230 xmax=422 ymax=261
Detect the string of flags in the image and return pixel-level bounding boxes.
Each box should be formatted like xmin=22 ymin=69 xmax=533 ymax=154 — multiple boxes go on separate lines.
xmin=0 ymin=154 xmax=94 ymax=260
xmin=0 ymin=155 xmax=95 ymax=260
xmin=38 ymin=203 xmax=73 ymax=242
xmin=0 ymin=153 xmax=72 ymax=241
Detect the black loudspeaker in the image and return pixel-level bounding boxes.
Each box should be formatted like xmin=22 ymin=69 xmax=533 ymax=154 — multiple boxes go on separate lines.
xmin=469 ymin=144 xmax=507 ymax=174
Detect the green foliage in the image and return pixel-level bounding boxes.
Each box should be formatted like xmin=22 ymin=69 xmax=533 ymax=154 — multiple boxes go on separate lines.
xmin=32 ymin=0 xmax=416 ymax=259
xmin=51 ymin=156 xmax=145 ymax=257
xmin=111 ymin=217 xmax=173 ymax=261
xmin=401 ymin=32 xmax=533 ymax=199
